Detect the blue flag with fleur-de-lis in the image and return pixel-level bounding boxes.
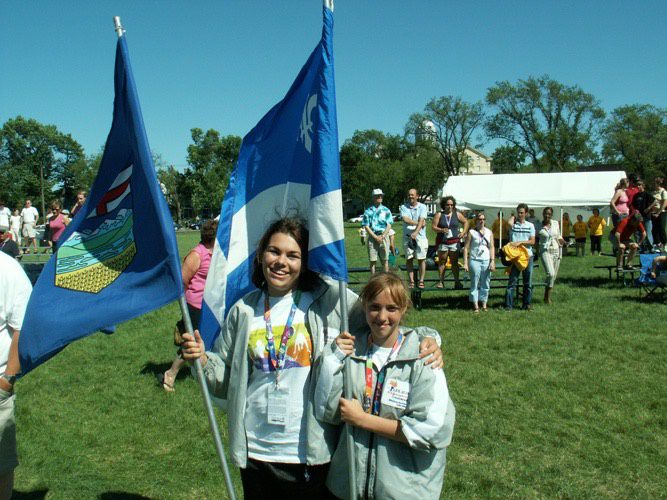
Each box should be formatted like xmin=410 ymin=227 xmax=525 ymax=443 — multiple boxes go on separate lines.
xmin=199 ymin=4 xmax=347 ymax=349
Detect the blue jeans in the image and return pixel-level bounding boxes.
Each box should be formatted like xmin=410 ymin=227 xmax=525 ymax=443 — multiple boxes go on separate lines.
xmin=642 ymin=217 xmax=654 ymax=248
xmin=505 ymin=256 xmax=534 ymax=309
xmin=468 ymin=258 xmax=491 ymax=305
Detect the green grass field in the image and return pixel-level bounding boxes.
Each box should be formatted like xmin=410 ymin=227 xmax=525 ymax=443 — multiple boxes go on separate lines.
xmin=14 ymin=225 xmax=667 ymax=499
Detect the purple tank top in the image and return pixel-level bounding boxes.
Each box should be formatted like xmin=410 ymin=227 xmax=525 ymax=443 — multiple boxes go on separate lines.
xmin=185 ymin=243 xmax=212 ymax=308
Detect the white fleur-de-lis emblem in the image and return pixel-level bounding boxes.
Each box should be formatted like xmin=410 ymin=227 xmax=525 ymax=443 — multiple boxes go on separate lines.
xmin=299 ymin=93 xmax=317 ymax=153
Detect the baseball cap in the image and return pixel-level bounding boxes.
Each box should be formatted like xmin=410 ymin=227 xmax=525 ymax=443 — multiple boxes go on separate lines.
xmin=371 ymin=188 xmax=384 ymax=196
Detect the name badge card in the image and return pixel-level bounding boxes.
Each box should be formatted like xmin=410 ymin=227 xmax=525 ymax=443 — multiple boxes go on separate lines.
xmin=267 ymin=385 xmax=289 ymax=426
xmin=381 ymin=379 xmax=410 ymax=410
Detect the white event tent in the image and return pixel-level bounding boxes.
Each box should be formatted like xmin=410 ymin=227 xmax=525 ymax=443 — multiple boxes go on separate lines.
xmin=442 ymin=171 xmax=627 ymax=241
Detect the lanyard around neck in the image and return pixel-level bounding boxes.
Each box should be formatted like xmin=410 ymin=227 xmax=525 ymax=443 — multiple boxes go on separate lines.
xmin=363 ymin=333 xmax=405 ymax=415
xmin=264 ymin=290 xmax=302 ymax=385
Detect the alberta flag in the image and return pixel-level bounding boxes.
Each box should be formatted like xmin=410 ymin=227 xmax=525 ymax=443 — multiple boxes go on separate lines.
xmin=19 ymin=35 xmax=183 ymax=374
xmin=199 ymin=4 xmax=347 ymax=348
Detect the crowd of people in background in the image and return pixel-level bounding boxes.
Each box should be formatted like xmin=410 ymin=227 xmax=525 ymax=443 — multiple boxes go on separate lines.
xmin=0 ymin=193 xmax=86 ymax=259
xmin=359 ymin=174 xmax=667 ymax=312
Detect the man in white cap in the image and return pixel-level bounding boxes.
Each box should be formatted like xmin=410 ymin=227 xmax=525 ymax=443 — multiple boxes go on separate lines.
xmin=400 ymin=188 xmax=428 ymax=288
xmin=361 ymin=188 xmax=393 ymax=273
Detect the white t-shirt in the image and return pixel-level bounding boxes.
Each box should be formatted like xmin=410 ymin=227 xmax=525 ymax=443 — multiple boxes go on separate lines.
xmin=245 ymin=290 xmax=314 ymax=464
xmin=21 ymin=206 xmax=39 ymax=224
xmin=0 ymin=252 xmax=33 ymax=374
xmin=0 ymin=207 xmax=10 ymax=228
xmin=9 ymin=215 xmax=21 ymax=231
xmin=400 ymin=202 xmax=428 ymax=238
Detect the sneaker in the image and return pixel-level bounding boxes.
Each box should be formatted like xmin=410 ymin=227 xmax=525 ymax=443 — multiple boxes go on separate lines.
xmin=624 ymin=265 xmax=635 ymax=270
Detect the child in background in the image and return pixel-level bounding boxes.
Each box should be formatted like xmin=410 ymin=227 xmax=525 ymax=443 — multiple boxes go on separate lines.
xmin=573 ymin=215 xmax=587 ymax=256
xmin=587 ymin=208 xmax=606 ymax=255
xmin=315 ymin=272 xmax=455 ymax=499
xmin=561 ymin=213 xmax=572 ymax=256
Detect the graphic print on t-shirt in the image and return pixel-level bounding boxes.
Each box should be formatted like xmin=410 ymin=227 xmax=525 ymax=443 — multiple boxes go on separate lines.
xmin=247 ymin=322 xmax=313 ymax=372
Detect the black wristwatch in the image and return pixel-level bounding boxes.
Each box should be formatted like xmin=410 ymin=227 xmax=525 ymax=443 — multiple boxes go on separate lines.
xmin=0 ymin=373 xmax=17 ymax=384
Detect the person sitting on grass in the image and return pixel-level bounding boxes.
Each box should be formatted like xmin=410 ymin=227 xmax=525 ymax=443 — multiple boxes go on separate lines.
xmin=315 ymin=272 xmax=455 ymax=500
xmin=614 ymin=213 xmax=646 ymax=271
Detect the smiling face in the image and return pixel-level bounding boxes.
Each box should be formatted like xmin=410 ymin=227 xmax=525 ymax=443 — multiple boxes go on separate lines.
xmin=517 ymin=207 xmax=527 ymax=222
xmin=364 ymin=289 xmax=406 ymax=347
xmin=407 ymin=189 xmax=418 ymax=206
xmin=260 ymin=232 xmax=303 ymax=296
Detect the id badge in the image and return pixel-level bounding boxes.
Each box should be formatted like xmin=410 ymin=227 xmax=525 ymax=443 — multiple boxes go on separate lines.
xmin=267 ymin=385 xmax=289 ymax=426
xmin=380 ymin=378 xmax=410 ymax=410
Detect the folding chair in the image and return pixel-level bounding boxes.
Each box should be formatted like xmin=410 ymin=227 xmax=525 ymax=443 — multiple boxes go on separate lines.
xmin=637 ymin=253 xmax=666 ymax=301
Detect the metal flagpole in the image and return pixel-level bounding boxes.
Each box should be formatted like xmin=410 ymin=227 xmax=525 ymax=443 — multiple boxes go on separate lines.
xmin=339 ymin=281 xmax=358 ymax=500
xmin=112 ymin=16 xmax=236 ymax=500
xmin=325 ymin=0 xmax=355 ymax=496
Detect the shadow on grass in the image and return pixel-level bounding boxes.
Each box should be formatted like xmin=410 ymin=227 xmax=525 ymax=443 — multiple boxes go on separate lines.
xmin=419 ymin=294 xmax=471 ymax=311
xmin=558 ymin=276 xmax=614 ymax=287
xmin=12 ymin=490 xmax=48 ymax=499
xmin=98 ymin=493 xmax=152 ymax=500
xmin=140 ymin=362 xmax=191 ymax=381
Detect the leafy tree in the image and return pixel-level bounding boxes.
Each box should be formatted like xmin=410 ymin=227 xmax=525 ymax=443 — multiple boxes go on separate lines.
xmin=186 ymin=128 xmax=241 ymax=213
xmin=157 ymin=164 xmax=188 ymax=223
xmin=485 ymin=75 xmax=605 ymax=171
xmin=491 ymin=144 xmax=526 ymax=173
xmin=405 ymin=96 xmax=485 ymax=178
xmin=602 ymin=104 xmax=667 ymax=180
xmin=0 ymin=116 xmax=84 ymax=211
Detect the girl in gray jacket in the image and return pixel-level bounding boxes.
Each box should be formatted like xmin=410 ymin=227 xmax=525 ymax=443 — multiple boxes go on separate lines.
xmin=315 ymin=272 xmax=455 ymax=499
xmin=181 ymin=219 xmax=444 ymax=499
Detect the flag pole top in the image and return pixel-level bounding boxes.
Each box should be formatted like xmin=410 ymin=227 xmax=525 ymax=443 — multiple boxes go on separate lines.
xmin=324 ymin=0 xmax=334 ymax=11
xmin=113 ymin=16 xmax=124 ymax=38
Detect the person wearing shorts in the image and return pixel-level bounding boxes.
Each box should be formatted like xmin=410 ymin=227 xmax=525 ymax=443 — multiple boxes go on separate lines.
xmin=0 ymin=252 xmax=32 ymax=497
xmin=614 ymin=213 xmax=646 ymax=270
xmin=400 ymin=188 xmax=428 ymax=288
xmin=362 ymin=188 xmax=393 ymax=274
xmin=20 ymin=199 xmax=39 ymax=254
xmin=432 ymin=196 xmax=469 ymax=289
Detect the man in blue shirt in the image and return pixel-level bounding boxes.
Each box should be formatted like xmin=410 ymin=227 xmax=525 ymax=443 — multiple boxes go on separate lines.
xmin=400 ymin=188 xmax=428 ymax=288
xmin=362 ymin=188 xmax=393 ymax=273
xmin=505 ymin=203 xmax=536 ymax=310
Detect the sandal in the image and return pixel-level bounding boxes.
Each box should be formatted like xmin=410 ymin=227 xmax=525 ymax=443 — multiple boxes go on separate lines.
xmin=158 ymin=372 xmax=175 ymax=392
xmin=473 ymin=308 xmax=480 ymax=314
xmin=435 ymin=281 xmax=444 ymax=289
xmin=408 ymin=281 xmax=415 ymax=289
xmin=418 ymin=281 xmax=425 ymax=289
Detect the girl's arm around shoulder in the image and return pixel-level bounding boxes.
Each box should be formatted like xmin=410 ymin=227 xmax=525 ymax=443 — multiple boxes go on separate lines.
xmin=399 ymin=360 xmax=455 ymax=451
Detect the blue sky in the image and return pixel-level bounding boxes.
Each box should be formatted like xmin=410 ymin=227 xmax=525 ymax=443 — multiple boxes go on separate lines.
xmin=2 ymin=0 xmax=666 ymax=170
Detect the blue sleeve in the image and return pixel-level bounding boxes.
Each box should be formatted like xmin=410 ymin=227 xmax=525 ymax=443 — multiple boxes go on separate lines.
xmin=530 ymin=223 xmax=535 ymax=238
xmin=418 ymin=204 xmax=427 ymax=220
xmin=362 ymin=208 xmax=370 ymax=227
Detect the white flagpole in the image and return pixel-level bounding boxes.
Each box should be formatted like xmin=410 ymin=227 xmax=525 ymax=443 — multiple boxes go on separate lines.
xmin=112 ymin=16 xmax=236 ymax=500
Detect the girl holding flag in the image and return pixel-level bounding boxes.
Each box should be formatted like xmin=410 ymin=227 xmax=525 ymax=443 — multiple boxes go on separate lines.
xmin=181 ymin=218 xmax=443 ymax=498
xmin=315 ymin=272 xmax=455 ymax=499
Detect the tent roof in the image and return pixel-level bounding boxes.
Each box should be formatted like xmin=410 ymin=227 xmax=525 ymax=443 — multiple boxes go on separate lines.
xmin=442 ymin=171 xmax=627 ymax=209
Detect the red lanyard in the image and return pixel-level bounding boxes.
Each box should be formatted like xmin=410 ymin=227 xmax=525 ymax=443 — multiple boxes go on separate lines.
xmin=363 ymin=333 xmax=405 ymax=415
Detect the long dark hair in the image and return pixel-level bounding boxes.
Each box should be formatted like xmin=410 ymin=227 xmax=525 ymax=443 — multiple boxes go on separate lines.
xmin=251 ymin=217 xmax=319 ymax=292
